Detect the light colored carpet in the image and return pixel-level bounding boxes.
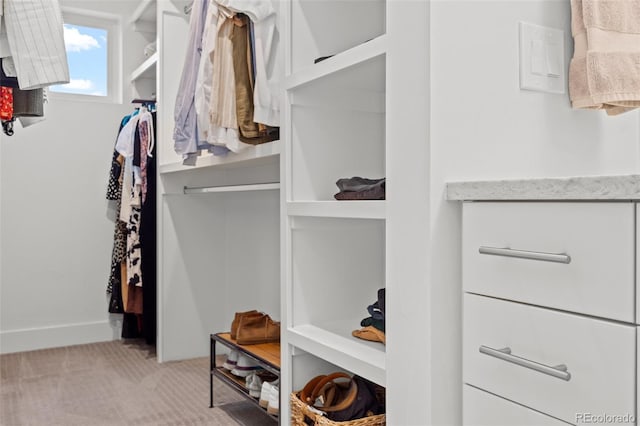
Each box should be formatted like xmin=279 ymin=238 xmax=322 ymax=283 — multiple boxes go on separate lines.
xmin=0 ymin=340 xmax=276 ymax=426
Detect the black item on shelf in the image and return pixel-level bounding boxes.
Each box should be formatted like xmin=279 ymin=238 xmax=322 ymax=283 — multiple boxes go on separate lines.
xmin=0 ymin=59 xmax=18 ymax=88
xmin=314 ymin=55 xmax=334 ymax=64
xmin=360 ymin=317 xmax=385 ymax=332
xmin=334 ymin=177 xmax=385 ymax=200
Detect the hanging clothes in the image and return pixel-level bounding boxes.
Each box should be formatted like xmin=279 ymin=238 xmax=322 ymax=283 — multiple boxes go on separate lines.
xmin=0 ymin=0 xmax=69 ymax=90
xmin=207 ymin=6 xmax=244 ymax=151
xmin=106 ymin=107 xmax=157 ymax=344
xmin=218 ymin=0 xmax=281 ymax=126
xmin=232 ymin=14 xmax=279 ymax=145
xmin=174 ymin=0 xmax=220 ymax=158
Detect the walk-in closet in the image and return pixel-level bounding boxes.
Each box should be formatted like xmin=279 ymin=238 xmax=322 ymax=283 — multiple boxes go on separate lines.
xmin=2 ymin=0 xmax=640 ymax=425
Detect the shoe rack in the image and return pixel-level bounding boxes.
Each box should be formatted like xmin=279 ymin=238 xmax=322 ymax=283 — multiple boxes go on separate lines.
xmin=281 ymin=0 xmax=387 ymax=422
xmin=210 ymin=333 xmax=280 ymax=420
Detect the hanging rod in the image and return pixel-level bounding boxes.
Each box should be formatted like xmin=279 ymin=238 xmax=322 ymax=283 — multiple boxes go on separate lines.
xmin=183 ymin=182 xmax=280 ymax=194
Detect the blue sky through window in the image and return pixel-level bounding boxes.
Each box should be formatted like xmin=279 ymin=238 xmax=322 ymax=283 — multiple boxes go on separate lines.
xmin=51 ymin=24 xmax=107 ymax=96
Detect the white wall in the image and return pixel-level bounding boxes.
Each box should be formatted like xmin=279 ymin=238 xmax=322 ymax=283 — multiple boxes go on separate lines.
xmin=429 ymin=1 xmax=640 ymax=424
xmin=0 ymin=0 xmax=151 ymax=353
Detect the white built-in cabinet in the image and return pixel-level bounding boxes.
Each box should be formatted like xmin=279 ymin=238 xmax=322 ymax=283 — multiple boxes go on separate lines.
xmin=154 ymin=0 xmax=282 ymax=363
xmin=151 ymin=0 xmax=434 ymax=423
xmin=461 ymin=200 xmax=638 ymax=425
xmin=281 ymin=0 xmax=387 ymax=421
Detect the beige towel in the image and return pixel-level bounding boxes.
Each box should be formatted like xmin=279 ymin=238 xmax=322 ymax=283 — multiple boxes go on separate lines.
xmin=569 ymin=0 xmax=640 ymax=115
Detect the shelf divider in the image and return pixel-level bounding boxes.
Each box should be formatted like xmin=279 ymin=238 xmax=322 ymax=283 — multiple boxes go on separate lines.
xmin=159 ymin=140 xmax=281 ymax=174
xmin=288 ymin=323 xmax=386 ymax=387
xmin=183 ymin=182 xmax=280 ymax=195
xmin=285 ymin=35 xmax=387 ymax=91
xmin=131 ymin=52 xmax=158 ymax=82
xmin=287 ymin=201 xmax=385 ymax=219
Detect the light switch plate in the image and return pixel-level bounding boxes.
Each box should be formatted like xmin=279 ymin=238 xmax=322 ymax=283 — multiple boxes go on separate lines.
xmin=519 ymin=22 xmax=565 ymax=94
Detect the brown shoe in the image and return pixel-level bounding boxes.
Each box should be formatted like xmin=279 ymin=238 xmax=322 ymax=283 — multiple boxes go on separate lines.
xmin=230 ymin=310 xmax=262 ymax=340
xmin=236 ymin=314 xmax=280 ymax=345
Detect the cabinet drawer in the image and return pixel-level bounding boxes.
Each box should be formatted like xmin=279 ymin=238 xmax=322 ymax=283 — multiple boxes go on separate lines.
xmin=463 ymin=202 xmax=634 ymax=322
xmin=463 ymin=385 xmax=566 ymax=426
xmin=463 ymin=294 xmax=635 ymax=425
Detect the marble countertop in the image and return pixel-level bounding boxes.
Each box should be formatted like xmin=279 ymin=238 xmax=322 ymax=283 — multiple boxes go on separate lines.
xmin=446 ymin=174 xmax=640 ymax=201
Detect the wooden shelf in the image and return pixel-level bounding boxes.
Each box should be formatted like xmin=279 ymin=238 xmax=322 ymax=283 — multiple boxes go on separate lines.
xmin=285 ymin=35 xmax=386 ymax=92
xmin=159 ymin=140 xmax=281 ymax=174
xmin=287 ymin=201 xmax=385 ymax=219
xmin=131 ymin=52 xmax=158 ymax=82
xmin=287 ymin=322 xmax=386 ymax=387
xmin=214 ymin=333 xmax=281 ymax=370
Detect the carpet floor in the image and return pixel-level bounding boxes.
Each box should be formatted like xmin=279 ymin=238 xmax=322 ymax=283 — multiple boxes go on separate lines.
xmin=0 ymin=340 xmax=276 ymax=426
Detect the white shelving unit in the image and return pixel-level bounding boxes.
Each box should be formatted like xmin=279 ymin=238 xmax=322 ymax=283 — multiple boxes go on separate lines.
xmin=281 ymin=0 xmax=388 ymax=421
xmin=152 ymin=0 xmax=434 ymax=423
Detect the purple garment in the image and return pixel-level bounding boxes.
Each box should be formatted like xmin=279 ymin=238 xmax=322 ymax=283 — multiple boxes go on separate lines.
xmin=173 ymin=0 xmax=213 ymax=157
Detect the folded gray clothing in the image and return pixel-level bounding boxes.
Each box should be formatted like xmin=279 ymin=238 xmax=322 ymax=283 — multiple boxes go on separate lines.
xmin=336 ymin=177 xmax=385 ymax=192
xmin=334 ymin=188 xmax=385 ymax=200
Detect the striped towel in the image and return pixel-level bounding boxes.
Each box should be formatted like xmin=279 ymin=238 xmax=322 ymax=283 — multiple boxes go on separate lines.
xmin=2 ymin=0 xmax=70 ymax=90
xmin=569 ymin=0 xmax=640 ymax=115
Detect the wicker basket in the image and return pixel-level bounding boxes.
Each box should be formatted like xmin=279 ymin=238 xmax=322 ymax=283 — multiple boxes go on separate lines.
xmin=290 ymin=392 xmax=386 ymax=426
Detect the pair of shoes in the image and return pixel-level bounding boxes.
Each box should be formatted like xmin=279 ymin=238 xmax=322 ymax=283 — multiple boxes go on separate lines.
xmin=222 ymin=350 xmax=239 ymax=371
xmin=259 ymin=378 xmax=279 ymax=415
xmin=246 ymin=373 xmax=262 ymax=398
xmin=231 ymin=354 xmax=262 ymax=377
xmin=230 ymin=310 xmax=263 ymax=340
xmin=236 ymin=313 xmax=280 ymax=345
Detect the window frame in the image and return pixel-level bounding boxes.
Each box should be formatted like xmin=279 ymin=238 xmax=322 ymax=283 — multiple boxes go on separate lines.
xmin=49 ymin=7 xmax=122 ymax=104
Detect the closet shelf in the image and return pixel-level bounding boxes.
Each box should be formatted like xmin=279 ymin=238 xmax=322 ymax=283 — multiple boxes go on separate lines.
xmin=131 ymin=52 xmax=158 ymax=82
xmin=287 ymin=201 xmax=385 ymax=219
xmin=285 ymin=35 xmax=386 ymax=92
xmin=159 ymin=140 xmax=281 ymax=174
xmin=130 ymin=0 xmax=156 ymax=26
xmin=184 ymin=183 xmax=280 ymax=194
xmin=287 ymin=322 xmax=386 ymax=387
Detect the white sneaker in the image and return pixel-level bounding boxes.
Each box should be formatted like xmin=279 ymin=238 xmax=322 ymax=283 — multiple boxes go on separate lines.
xmin=267 ymin=384 xmax=279 ymax=415
xmin=222 ymin=350 xmax=239 ymax=371
xmin=230 ymin=354 xmax=261 ymax=377
xmin=246 ymin=373 xmax=262 ymax=398
xmin=259 ymin=378 xmax=279 ymax=408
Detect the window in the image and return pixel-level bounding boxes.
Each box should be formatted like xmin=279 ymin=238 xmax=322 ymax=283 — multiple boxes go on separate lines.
xmin=50 ymin=9 xmax=121 ymax=103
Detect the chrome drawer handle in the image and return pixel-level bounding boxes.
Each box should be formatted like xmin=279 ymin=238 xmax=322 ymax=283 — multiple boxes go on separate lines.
xmin=479 ymin=246 xmax=571 ymax=264
xmin=479 ymin=345 xmax=571 ymax=381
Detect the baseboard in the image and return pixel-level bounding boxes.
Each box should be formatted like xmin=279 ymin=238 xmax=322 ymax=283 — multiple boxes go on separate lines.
xmin=0 ymin=319 xmax=122 ymax=354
